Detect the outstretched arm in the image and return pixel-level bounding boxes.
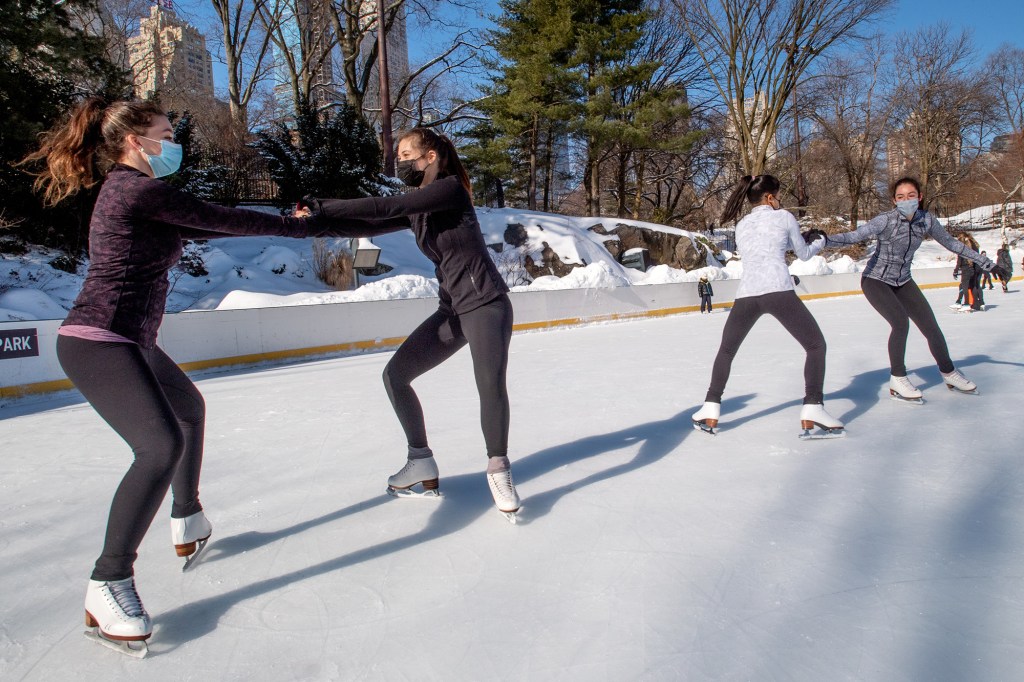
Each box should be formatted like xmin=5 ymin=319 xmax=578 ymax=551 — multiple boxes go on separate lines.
xmin=822 ymin=213 xmax=888 ymax=246
xmin=126 ymin=175 xmax=317 ymax=239
xmin=926 ymin=215 xmax=994 ymax=270
xmin=304 ymin=175 xmax=468 ymax=223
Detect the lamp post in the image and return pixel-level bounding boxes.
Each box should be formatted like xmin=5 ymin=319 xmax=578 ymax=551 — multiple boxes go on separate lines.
xmin=351 ymin=237 xmax=382 ymax=289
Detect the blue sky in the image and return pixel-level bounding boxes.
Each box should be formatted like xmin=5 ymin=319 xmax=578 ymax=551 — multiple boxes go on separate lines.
xmin=178 ymin=0 xmax=1022 ymax=95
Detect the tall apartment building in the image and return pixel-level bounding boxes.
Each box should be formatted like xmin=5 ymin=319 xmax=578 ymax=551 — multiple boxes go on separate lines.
xmin=128 ymin=0 xmax=214 ymax=111
xmin=724 ymin=92 xmax=778 ymax=182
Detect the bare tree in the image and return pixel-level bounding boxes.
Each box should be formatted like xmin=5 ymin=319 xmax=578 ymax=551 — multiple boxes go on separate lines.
xmin=260 ymin=0 xmax=338 ymax=113
xmin=987 ymin=44 xmax=1024 ymax=133
xmin=209 ymin=0 xmax=279 ymax=133
xmin=673 ymin=0 xmax=892 ymax=176
xmin=890 ymin=24 xmax=998 ymax=212
xmin=806 ymin=37 xmax=895 ymax=226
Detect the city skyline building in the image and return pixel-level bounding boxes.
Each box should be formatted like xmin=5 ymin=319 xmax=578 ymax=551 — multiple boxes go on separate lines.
xmin=127 ymin=0 xmax=214 ymax=111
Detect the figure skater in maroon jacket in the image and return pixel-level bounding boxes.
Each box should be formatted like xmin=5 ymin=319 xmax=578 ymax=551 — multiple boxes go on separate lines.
xmin=24 ymin=97 xmax=326 ymax=653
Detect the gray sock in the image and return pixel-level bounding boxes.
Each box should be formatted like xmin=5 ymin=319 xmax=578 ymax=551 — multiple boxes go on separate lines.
xmin=486 ymin=456 xmax=510 ymax=474
xmin=408 ymin=446 xmax=433 ymax=459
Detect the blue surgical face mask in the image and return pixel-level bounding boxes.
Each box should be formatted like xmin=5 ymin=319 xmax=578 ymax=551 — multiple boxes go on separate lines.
xmin=895 ymin=198 xmax=919 ymax=220
xmin=139 ymin=136 xmax=183 ymax=178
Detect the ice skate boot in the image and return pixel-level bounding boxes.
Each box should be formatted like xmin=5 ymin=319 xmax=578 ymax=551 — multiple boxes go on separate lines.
xmin=798 ymin=404 xmax=846 ymax=440
xmin=691 ymin=401 xmax=720 ymax=435
xmin=171 ymin=511 xmax=212 ymax=571
xmin=889 ymin=375 xmax=924 ymax=405
xmin=941 ymin=369 xmax=978 ymax=395
xmin=387 ymin=456 xmax=441 ymax=498
xmin=83 ymin=577 xmax=151 ymax=658
xmin=486 ymin=457 xmax=521 ymax=524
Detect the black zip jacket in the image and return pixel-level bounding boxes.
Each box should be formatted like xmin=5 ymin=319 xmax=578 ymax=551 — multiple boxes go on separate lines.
xmin=304 ymin=175 xmax=509 ymax=315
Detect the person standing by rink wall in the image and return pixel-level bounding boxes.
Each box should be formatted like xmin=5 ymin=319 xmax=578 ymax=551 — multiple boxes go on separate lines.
xmin=819 ymin=177 xmax=1010 ymax=403
xmin=20 ymin=97 xmax=328 ymax=654
xmin=301 ymin=127 xmax=522 ymax=521
xmin=698 ymin=275 xmax=714 ymax=313
xmin=690 ymin=174 xmax=845 ymax=439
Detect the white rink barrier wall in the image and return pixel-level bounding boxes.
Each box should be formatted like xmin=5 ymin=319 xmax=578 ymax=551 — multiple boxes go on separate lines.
xmin=0 ymin=267 xmax=976 ymax=400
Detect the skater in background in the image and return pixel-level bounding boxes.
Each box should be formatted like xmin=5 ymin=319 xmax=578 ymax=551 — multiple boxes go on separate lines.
xmin=22 ymin=97 xmax=327 ymax=652
xmin=996 ymin=243 xmax=1013 ymax=292
xmin=698 ymin=275 xmax=714 ymax=313
xmin=302 ymin=127 xmax=521 ymax=519
xmin=952 ymin=234 xmax=984 ymax=312
xmin=979 ymin=251 xmax=994 ymax=290
xmin=691 ymin=174 xmax=844 ymax=439
xmin=819 ymin=177 xmax=1009 ymax=402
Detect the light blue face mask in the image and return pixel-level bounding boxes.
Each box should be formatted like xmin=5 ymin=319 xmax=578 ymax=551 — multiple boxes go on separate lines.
xmin=895 ymin=198 xmax=919 ymax=220
xmin=139 ymin=136 xmax=183 ymax=178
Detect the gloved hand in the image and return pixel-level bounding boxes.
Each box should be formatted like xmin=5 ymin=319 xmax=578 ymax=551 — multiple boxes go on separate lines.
xmin=801 ymin=229 xmax=825 ymax=245
xmin=989 ymin=264 xmax=1010 ymax=281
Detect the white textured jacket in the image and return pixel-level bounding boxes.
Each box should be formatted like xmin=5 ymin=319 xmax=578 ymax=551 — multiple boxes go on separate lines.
xmin=734 ymin=205 xmax=823 ymax=299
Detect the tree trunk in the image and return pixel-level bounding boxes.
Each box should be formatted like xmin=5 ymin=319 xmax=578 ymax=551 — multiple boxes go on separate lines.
xmin=632 ymin=153 xmax=645 ymax=220
xmin=527 ymin=112 xmax=538 ymax=211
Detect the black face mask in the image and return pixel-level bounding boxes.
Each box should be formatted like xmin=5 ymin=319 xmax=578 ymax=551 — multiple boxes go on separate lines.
xmin=396 ymin=158 xmax=425 ymax=187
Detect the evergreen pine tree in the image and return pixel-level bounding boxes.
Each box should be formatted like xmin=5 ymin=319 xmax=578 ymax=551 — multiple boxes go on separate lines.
xmin=253 ymin=102 xmax=388 ymax=209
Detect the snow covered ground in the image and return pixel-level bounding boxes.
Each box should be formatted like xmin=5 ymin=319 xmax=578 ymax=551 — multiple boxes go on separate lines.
xmin=3 ymin=205 xmax=1020 ymax=322
xmin=2 ymin=285 xmax=1023 ymax=681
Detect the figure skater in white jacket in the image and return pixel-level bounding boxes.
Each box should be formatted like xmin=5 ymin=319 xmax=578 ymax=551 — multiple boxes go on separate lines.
xmin=692 ymin=174 xmax=844 ymax=438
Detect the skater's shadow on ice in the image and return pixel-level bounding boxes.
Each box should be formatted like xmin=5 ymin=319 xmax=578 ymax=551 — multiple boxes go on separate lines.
xmin=196 ymin=496 xmax=391 ymax=568
xmin=153 ymin=411 xmax=693 ymax=651
xmin=510 ymin=409 xmax=693 ymax=520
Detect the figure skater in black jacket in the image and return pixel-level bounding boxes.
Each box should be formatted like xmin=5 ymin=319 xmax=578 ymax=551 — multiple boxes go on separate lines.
xmin=303 ymin=128 xmax=521 ymax=519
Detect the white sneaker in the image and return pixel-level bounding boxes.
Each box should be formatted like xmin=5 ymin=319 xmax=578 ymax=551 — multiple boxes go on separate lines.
xmin=387 ymin=457 xmax=439 ymax=492
xmin=84 ymin=577 xmax=152 ymax=641
xmin=889 ymin=375 xmax=922 ymax=400
xmin=799 ymin=403 xmax=844 ymax=430
xmin=171 ymin=511 xmax=212 ymax=558
xmin=691 ymin=401 xmax=721 ymax=430
xmin=941 ymin=369 xmax=977 ymax=393
xmin=486 ymin=468 xmax=521 ymax=513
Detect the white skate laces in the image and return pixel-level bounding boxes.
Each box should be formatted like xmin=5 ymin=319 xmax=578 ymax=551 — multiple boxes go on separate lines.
xmin=889 ymin=374 xmax=922 ymax=399
xmin=486 ymin=459 xmax=520 ymax=513
xmin=387 ymin=456 xmax=440 ymax=493
xmin=941 ymin=369 xmax=977 ymax=393
xmin=85 ymin=577 xmax=152 ymax=640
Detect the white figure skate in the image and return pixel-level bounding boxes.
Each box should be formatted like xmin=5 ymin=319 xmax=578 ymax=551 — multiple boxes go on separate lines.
xmin=942 ymin=369 xmax=978 ymax=395
xmin=691 ymin=401 xmax=721 ymax=435
xmin=83 ymin=577 xmax=151 ymax=658
xmin=798 ymin=404 xmax=846 ymax=440
xmin=171 ymin=511 xmax=212 ymax=571
xmin=387 ymin=457 xmax=441 ymax=498
xmin=889 ymin=375 xmax=924 ymax=405
xmin=486 ymin=466 xmax=521 ymax=524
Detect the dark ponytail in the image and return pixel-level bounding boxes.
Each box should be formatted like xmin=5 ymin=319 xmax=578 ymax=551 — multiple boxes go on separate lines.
xmin=720 ymin=174 xmax=782 ymax=225
xmin=20 ymin=97 xmax=164 ymax=206
xmin=397 ymin=127 xmax=472 ymax=194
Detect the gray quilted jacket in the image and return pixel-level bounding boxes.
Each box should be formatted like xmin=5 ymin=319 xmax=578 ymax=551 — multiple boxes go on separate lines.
xmin=826 ymin=208 xmax=992 ymax=286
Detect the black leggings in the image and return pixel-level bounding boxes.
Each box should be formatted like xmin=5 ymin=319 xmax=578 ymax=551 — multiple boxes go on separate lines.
xmin=383 ymin=295 xmax=513 ymax=458
xmin=56 ymin=336 xmax=205 ymax=581
xmin=705 ymin=290 xmax=826 ymax=404
xmin=860 ymin=276 xmax=954 ymax=375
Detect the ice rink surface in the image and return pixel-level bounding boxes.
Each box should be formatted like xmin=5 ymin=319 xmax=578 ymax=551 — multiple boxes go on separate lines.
xmin=2 ymin=285 xmax=1023 ymax=681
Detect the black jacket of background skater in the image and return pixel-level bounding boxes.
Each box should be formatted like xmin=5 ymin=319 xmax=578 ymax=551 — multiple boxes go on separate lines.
xmin=304 ymin=175 xmax=510 ymax=315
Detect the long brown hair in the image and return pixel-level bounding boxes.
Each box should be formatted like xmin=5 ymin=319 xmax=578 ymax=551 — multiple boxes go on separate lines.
xmin=720 ymin=174 xmax=781 ymax=225
xmin=20 ymin=97 xmax=165 ymax=206
xmin=397 ymin=127 xmax=472 ymax=194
